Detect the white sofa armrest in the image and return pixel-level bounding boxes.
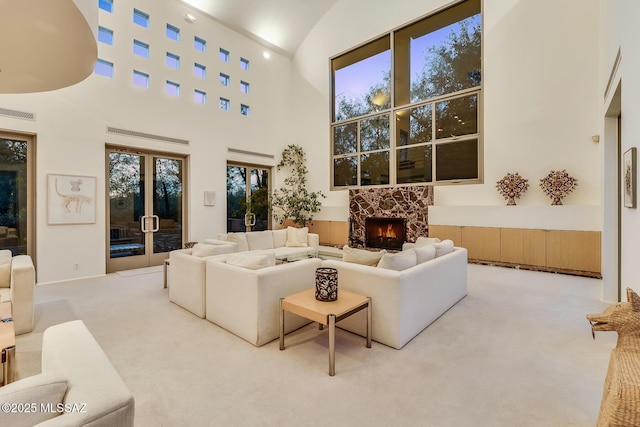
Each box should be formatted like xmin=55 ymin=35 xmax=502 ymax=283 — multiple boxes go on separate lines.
xmin=307 ymin=233 xmax=319 ymax=251
xmin=169 ymin=251 xmax=207 ymax=318
xmin=11 ymin=255 xmax=35 ymax=335
xmin=205 ymin=258 xmax=322 ymax=346
xmin=39 ymin=320 xmax=134 ymax=426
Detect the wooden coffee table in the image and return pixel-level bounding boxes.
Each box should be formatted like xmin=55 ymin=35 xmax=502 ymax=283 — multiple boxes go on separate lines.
xmin=279 ymin=288 xmax=371 ymax=376
xmin=0 ymin=301 xmax=15 ymax=385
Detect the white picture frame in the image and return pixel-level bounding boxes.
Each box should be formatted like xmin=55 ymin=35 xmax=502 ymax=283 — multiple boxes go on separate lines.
xmin=47 ymin=174 xmax=97 ymax=224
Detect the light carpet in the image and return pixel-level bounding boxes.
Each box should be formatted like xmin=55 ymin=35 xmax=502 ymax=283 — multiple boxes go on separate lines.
xmin=14 ymin=264 xmax=616 ymax=426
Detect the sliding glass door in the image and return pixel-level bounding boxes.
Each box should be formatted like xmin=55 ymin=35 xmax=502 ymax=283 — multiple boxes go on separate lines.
xmin=107 ymin=147 xmax=186 ymax=272
xmin=226 ymin=164 xmax=270 ymax=232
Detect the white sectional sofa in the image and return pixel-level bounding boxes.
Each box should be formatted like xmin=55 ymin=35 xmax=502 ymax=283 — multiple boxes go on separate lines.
xmin=321 ymin=243 xmax=468 ymax=349
xmin=0 ymin=320 xmax=134 ymax=426
xmin=169 ymin=228 xmax=319 ymax=318
xmin=205 ymin=257 xmax=322 ymax=346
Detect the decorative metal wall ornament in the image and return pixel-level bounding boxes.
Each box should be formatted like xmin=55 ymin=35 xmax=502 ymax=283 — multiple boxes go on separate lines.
xmin=496 ymin=172 xmax=529 ymax=206
xmin=539 ymin=169 xmax=578 ymax=205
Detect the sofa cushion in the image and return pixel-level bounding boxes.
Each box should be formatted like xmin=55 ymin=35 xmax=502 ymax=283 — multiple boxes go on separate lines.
xmin=191 ymin=243 xmax=234 ymax=257
xmin=0 ymin=288 xmax=9 ymax=303
xmin=0 ymin=256 xmax=10 ymax=288
xmin=413 ymin=244 xmax=437 ymax=264
xmin=272 ymin=229 xmax=288 ymax=248
xmin=377 ymin=250 xmax=417 ymax=271
xmin=227 ymin=233 xmax=249 ymax=252
xmin=415 ymin=236 xmax=441 ymax=247
xmin=226 ymin=252 xmax=276 ymax=270
xmin=342 ymin=246 xmax=387 ymax=266
xmin=0 ymin=371 xmax=67 ymax=426
xmin=246 ymin=230 xmax=275 ymax=251
xmin=434 ymin=239 xmax=455 ymax=257
xmin=286 ymin=227 xmax=308 ymax=247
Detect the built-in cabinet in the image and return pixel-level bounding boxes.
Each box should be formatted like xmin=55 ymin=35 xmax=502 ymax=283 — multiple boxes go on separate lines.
xmin=308 ymin=220 xmax=349 ymax=247
xmin=429 ymin=225 xmax=601 ymax=277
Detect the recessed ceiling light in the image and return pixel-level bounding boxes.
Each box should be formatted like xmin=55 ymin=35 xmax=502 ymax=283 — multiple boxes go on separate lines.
xmin=184 ymin=13 xmax=196 ymax=23
xmin=262 ymin=51 xmax=271 ymax=60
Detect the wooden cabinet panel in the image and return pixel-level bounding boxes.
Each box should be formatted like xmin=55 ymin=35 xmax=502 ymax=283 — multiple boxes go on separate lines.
xmin=461 ymin=227 xmax=501 ymax=262
xmin=330 ymin=221 xmax=349 ymax=246
xmin=307 ymin=220 xmax=349 ymax=246
xmin=546 ymin=230 xmax=601 ymax=273
xmin=428 ymin=225 xmax=462 ymax=247
xmin=500 ymin=228 xmax=546 ymax=267
xmin=308 ymin=221 xmax=330 ymax=244
xmin=429 ymin=223 xmax=601 ymax=276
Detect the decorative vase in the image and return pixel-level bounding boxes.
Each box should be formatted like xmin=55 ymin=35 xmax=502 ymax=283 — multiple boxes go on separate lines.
xmin=315 ymin=267 xmax=338 ymax=301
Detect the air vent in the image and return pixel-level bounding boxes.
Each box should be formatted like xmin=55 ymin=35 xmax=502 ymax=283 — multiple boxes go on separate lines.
xmin=227 ymin=147 xmax=274 ymax=159
xmin=0 ymin=107 xmax=35 ymax=121
xmin=106 ymin=126 xmax=189 ymax=145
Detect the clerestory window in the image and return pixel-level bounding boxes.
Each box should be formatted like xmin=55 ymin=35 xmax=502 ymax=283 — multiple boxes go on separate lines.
xmin=330 ymin=0 xmax=481 ymax=188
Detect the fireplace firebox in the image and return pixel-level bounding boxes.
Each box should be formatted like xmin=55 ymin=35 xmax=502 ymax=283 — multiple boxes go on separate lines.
xmin=365 ymin=217 xmax=406 ymax=250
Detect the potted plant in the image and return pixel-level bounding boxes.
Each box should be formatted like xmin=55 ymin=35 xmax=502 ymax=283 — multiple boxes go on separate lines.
xmin=271 ymin=144 xmax=325 ymax=227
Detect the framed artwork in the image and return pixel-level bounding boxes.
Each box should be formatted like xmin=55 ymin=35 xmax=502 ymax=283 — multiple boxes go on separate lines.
xmin=624 ymin=147 xmax=637 ymax=208
xmin=47 ymin=174 xmax=96 ymax=224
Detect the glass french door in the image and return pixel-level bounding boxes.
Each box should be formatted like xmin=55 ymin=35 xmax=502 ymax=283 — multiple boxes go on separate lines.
xmin=226 ymin=164 xmax=270 ymax=232
xmin=0 ymin=133 xmax=34 ymax=257
xmin=107 ymin=147 xmax=185 ymax=273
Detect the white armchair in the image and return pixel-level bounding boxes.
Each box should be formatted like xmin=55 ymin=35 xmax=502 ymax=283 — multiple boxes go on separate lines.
xmin=0 ymin=250 xmax=35 ymax=335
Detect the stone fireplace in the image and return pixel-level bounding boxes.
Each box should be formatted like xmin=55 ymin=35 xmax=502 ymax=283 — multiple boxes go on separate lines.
xmin=349 ymin=186 xmax=433 ymax=248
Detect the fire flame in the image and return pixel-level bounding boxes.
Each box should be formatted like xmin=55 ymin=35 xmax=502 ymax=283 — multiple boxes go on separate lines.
xmin=377 ymin=224 xmax=397 ymax=239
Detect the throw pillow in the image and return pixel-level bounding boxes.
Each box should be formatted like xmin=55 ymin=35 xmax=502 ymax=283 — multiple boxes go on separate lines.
xmin=415 ymin=236 xmax=442 ymax=248
xmin=413 ymin=244 xmax=437 ymax=264
xmin=272 ymin=229 xmax=288 ymax=248
xmin=377 ymin=250 xmax=417 ymax=271
xmin=227 ymin=233 xmax=249 ymax=252
xmin=245 ymin=230 xmax=275 ymax=251
xmin=342 ymin=246 xmax=387 ymax=266
xmin=285 ymin=227 xmax=309 ymax=247
xmin=0 ymin=371 xmax=68 ymax=427
xmin=225 ymin=253 xmax=276 ymax=270
xmin=191 ymin=243 xmax=234 ymax=258
xmin=434 ymin=239 xmax=455 ymax=257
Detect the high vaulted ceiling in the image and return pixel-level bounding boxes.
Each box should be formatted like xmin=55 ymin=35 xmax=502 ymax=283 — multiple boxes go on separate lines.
xmin=180 ymin=0 xmax=338 ymax=57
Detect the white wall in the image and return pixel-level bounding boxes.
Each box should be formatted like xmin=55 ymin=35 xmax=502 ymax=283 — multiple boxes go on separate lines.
xmin=293 ymin=0 xmax=601 ymax=221
xmin=599 ymin=0 xmax=640 ymax=301
xmin=0 ymin=0 xmax=292 ymax=283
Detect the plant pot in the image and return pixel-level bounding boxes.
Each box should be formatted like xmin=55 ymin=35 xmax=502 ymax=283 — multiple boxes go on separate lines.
xmin=315 ymin=267 xmax=338 ymax=301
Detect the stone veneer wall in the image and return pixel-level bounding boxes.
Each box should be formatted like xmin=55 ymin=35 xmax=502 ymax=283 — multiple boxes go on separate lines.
xmin=348 ymin=186 xmax=434 ymax=248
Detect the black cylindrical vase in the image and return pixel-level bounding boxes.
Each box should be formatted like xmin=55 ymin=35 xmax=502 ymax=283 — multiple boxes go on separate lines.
xmin=315 ymin=267 xmax=338 ymax=301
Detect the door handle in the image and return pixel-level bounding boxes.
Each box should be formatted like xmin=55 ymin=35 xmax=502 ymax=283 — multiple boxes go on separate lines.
xmin=244 ymin=213 xmax=256 ymax=226
xmin=151 ymin=215 xmax=160 ymax=232
xmin=140 ymin=216 xmax=148 ymax=233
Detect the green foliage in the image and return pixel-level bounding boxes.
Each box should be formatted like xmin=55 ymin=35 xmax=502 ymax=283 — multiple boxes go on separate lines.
xmin=271 ymin=145 xmax=325 ymax=227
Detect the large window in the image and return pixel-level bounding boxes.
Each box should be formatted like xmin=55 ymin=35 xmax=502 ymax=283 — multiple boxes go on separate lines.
xmin=331 ymin=0 xmax=481 ymax=188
